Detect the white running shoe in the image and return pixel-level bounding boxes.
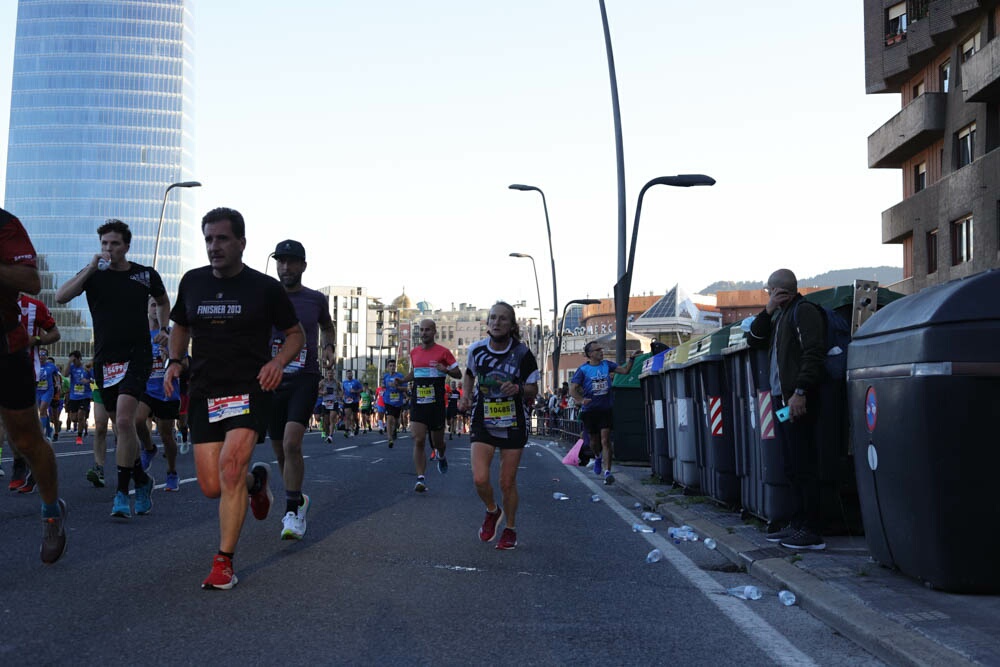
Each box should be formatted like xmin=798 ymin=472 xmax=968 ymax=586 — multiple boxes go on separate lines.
xmin=281 ymin=494 xmax=309 ymax=540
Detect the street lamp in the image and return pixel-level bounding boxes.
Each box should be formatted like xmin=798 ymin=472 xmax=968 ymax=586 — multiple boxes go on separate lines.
xmin=614 ymin=174 xmax=715 ymax=362
xmin=153 ymin=180 xmax=201 ymax=269
xmin=509 ymin=184 xmax=558 ymax=392
xmin=509 ymin=252 xmax=544 ymax=391
xmin=556 ymin=298 xmax=601 ymax=388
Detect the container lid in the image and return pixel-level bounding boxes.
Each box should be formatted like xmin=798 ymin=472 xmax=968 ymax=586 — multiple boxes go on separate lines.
xmin=613 ymin=352 xmax=648 ymax=388
xmin=854 ymin=270 xmax=1000 ymax=339
xmin=639 ymin=349 xmax=669 ymax=378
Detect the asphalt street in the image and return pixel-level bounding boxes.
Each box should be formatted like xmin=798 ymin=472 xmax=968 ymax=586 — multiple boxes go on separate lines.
xmin=1 ymin=429 xmax=883 ymax=665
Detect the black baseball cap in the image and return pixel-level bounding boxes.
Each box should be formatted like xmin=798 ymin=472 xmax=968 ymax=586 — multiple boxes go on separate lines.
xmin=271 ymin=239 xmax=306 ymax=260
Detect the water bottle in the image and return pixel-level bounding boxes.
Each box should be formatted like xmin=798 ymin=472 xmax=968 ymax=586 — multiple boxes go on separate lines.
xmin=590 ymin=494 xmax=601 ymax=503
xmin=632 ymin=523 xmax=655 ymax=533
xmin=640 ymin=512 xmax=663 ymax=521
xmin=778 ymin=590 xmax=796 ymax=606
xmin=727 ymin=585 xmax=762 ymax=601
xmin=704 ymin=538 xmax=717 ymax=550
xmin=97 ymin=257 xmax=111 ymax=271
xmin=645 ymin=548 xmax=663 ymax=563
xmin=633 ymin=502 xmax=642 ymax=509
xmin=552 ymin=492 xmax=569 ymax=501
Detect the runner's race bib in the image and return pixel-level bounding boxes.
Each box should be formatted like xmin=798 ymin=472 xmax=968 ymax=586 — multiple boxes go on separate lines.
xmin=207 ymin=394 xmax=251 ymax=423
xmin=73 ymin=383 xmax=85 ymax=394
xmin=37 ymin=377 xmax=49 ymax=390
xmin=103 ymin=361 xmax=129 ymax=388
xmin=591 ymin=376 xmax=609 ymax=396
xmin=484 ymin=397 xmax=517 ymax=428
xmin=416 ymin=385 xmax=435 ymax=405
xmin=389 ymin=391 xmax=400 ymax=402
xmin=322 ymin=399 xmax=336 ymax=409
xmin=272 ymin=340 xmax=307 ymax=372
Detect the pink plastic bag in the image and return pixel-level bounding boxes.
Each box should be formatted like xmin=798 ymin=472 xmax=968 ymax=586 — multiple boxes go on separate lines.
xmin=562 ymin=438 xmax=585 ymax=466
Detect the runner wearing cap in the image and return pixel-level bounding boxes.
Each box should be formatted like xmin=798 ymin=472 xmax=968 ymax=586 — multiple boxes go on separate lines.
xmin=266 ymin=239 xmax=334 ymax=540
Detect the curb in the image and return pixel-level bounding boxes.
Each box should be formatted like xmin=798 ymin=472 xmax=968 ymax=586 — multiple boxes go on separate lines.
xmin=612 ymin=470 xmax=977 ymax=667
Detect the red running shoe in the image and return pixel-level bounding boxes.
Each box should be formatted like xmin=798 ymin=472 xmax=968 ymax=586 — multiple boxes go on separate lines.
xmin=202 ymin=555 xmax=238 ymax=590
xmin=248 ymin=462 xmax=272 ymax=520
xmin=479 ymin=507 xmax=504 ymax=542
xmin=75 ymin=436 xmax=83 ymax=445
xmin=495 ymin=528 xmax=517 ymax=550
xmin=17 ymin=472 xmax=36 ymax=494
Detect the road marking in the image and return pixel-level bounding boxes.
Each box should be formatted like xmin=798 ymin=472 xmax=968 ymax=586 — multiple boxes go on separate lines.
xmin=434 ymin=564 xmax=481 ymax=572
xmin=538 ymin=441 xmax=818 ymax=667
xmin=335 ymin=446 xmax=357 ymax=452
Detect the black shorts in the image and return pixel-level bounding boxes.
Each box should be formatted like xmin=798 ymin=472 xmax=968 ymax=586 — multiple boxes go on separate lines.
xmin=581 ymin=408 xmax=614 ymax=434
xmin=188 ymin=391 xmax=271 ymax=444
xmin=384 ymin=404 xmax=401 ymax=418
xmin=94 ymin=354 xmax=153 ymax=410
xmin=469 ymin=427 xmax=527 ymax=450
xmin=66 ymin=398 xmax=92 ymax=414
xmin=446 ymin=405 xmax=458 ymax=419
xmin=361 ymin=407 xmax=373 ymax=415
xmin=268 ymin=373 xmax=320 ymax=439
xmin=140 ymin=393 xmax=180 ymax=420
xmin=342 ymin=402 xmax=358 ymax=414
xmin=0 ymin=350 xmax=37 ymax=411
xmin=410 ymin=402 xmax=446 ymax=431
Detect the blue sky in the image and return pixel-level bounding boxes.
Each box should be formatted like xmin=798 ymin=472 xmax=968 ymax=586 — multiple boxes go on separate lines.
xmin=0 ymin=1 xmax=902 ymax=316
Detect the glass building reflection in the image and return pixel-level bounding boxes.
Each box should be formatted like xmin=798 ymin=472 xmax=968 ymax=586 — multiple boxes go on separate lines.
xmin=3 ymin=0 xmax=197 ymax=359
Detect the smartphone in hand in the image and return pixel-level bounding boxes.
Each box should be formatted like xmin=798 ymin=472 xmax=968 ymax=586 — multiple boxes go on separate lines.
xmin=776 ymin=406 xmax=791 ymax=422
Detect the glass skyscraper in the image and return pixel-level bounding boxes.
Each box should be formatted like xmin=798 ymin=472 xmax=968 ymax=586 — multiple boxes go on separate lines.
xmin=3 ymin=0 xmax=197 ymax=359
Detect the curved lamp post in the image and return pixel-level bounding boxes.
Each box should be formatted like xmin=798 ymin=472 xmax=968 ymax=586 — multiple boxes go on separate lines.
xmin=509 ymin=184 xmax=558 ymax=391
xmin=153 ymin=180 xmax=201 ymax=269
xmin=614 ymin=174 xmax=716 ymax=362
xmin=509 ymin=252 xmax=545 ymax=391
xmin=556 ymin=298 xmax=601 ymax=388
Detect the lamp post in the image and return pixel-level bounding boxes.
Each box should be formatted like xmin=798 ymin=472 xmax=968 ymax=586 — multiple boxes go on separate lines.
xmin=614 ymin=174 xmax=716 ymax=362
xmin=153 ymin=180 xmax=201 ymax=269
xmin=509 ymin=252 xmax=545 ymax=391
xmin=556 ymin=299 xmax=601 ymax=388
xmin=509 ymin=184 xmax=558 ymax=391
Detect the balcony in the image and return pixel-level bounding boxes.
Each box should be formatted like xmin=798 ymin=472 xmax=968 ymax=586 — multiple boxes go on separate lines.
xmin=963 ymin=36 xmax=1000 ymax=102
xmin=868 ymin=92 xmax=947 ymax=168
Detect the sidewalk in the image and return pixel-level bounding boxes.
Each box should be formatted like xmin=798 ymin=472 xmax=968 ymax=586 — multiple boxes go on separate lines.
xmin=606 ymin=462 xmax=999 ymax=667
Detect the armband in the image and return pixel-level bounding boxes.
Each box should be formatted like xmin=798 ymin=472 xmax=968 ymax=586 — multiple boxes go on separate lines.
xmin=160 ymin=326 xmax=171 ymax=334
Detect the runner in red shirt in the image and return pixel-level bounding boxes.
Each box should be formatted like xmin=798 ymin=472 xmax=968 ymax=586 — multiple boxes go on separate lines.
xmin=397 ymin=319 xmax=461 ymax=492
xmin=0 ymin=207 xmax=67 ymax=563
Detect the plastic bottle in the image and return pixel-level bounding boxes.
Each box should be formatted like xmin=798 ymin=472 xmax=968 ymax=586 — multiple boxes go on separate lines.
xmin=632 ymin=523 xmax=655 ymax=533
xmin=640 ymin=512 xmax=663 ymax=521
xmin=727 ymin=585 xmax=762 ymax=601
xmin=633 ymin=502 xmax=642 ymax=510
xmin=552 ymin=492 xmax=569 ymax=501
xmin=778 ymin=590 xmax=797 ymax=606
xmin=97 ymin=258 xmax=111 ymax=271
xmin=645 ymin=548 xmax=663 ymax=563
xmin=590 ymin=494 xmax=601 ymax=503
xmin=704 ymin=538 xmax=717 ymax=550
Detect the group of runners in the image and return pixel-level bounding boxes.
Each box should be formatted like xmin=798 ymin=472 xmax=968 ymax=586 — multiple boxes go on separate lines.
xmin=2 ymin=204 xmax=640 ymax=589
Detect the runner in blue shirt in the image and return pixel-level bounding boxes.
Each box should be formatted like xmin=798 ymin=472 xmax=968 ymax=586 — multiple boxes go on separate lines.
xmin=64 ymin=351 xmax=93 ymax=445
xmin=569 ymin=342 xmax=639 ymax=485
xmin=381 ymin=360 xmax=405 ymax=448
xmin=341 ymin=370 xmax=363 ymax=437
xmin=35 ymin=349 xmax=61 ymax=439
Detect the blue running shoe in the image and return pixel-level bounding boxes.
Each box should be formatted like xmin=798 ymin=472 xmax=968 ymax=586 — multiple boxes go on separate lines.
xmin=134 ymin=475 xmax=154 ymax=515
xmin=140 ymin=447 xmax=157 ymax=472
xmin=593 ymin=455 xmax=603 ymax=476
xmin=111 ymin=491 xmax=131 ymax=518
xmin=164 ymin=472 xmax=179 ymax=492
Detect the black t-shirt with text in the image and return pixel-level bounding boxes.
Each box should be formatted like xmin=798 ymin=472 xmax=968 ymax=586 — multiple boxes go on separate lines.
xmin=83 ymin=262 xmax=166 ymax=362
xmin=171 ymin=265 xmax=298 ymax=398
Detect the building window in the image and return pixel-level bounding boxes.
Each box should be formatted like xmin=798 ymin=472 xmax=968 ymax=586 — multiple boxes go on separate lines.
xmin=926 ymin=229 xmax=938 ymax=274
xmin=961 ymin=33 xmax=981 ymax=62
xmin=886 ymin=2 xmax=907 ymax=36
xmin=914 ymin=162 xmax=926 ymax=192
xmin=951 ymin=215 xmax=973 ymax=265
xmin=912 ymin=81 xmax=924 ymax=98
xmin=957 ymin=123 xmax=976 ymax=168
xmin=940 ymin=60 xmax=950 ymax=93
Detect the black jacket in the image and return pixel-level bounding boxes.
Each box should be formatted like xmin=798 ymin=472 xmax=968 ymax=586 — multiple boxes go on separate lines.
xmin=746 ymin=294 xmax=826 ymax=401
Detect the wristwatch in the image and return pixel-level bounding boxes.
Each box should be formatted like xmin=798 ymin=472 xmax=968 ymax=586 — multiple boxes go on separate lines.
xmin=794 ymin=388 xmax=806 ymax=397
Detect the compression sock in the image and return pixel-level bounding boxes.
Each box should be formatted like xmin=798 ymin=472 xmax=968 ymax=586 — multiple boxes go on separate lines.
xmin=132 ymin=463 xmax=150 ymax=487
xmin=117 ymin=466 xmax=132 ymax=493
xmin=285 ymin=491 xmax=303 ymax=515
xmin=218 ymin=550 xmax=234 ymax=560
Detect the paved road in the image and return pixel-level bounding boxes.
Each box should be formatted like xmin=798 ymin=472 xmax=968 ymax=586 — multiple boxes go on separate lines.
xmin=1 ymin=429 xmax=882 ymax=665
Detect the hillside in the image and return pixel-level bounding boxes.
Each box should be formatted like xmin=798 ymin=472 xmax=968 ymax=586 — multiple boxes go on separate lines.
xmin=698 ymin=266 xmax=902 ymax=295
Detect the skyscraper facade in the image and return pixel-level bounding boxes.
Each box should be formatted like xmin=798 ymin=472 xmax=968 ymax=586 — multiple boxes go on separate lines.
xmin=3 ymin=0 xmax=197 ymax=358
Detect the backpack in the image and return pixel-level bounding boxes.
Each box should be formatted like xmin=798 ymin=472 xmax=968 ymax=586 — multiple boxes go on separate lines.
xmin=792 ymin=300 xmax=852 ymax=382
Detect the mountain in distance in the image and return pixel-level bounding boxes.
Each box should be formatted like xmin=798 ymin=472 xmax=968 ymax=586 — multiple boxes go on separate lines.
xmin=698 ymin=266 xmax=903 ymax=295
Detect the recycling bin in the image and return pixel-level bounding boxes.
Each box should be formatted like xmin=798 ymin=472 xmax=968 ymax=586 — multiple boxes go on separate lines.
xmin=685 ymin=325 xmax=740 ymax=507
xmin=848 ymin=269 xmax=1000 ymax=593
xmin=612 ymin=352 xmax=649 ymax=463
xmin=662 ymin=341 xmax=700 ymax=490
xmin=640 ymin=350 xmax=670 ymax=479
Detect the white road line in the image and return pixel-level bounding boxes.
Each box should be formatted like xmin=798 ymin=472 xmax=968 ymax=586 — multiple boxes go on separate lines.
xmin=334 ymin=446 xmax=357 ymax=452
xmin=538 ymin=442 xmax=818 ymax=667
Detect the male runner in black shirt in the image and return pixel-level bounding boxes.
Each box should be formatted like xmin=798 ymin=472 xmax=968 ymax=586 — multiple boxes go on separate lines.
xmin=56 ymin=219 xmax=169 ymax=519
xmin=164 ymin=207 xmax=303 ymax=590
